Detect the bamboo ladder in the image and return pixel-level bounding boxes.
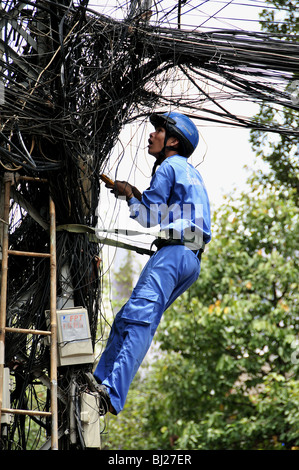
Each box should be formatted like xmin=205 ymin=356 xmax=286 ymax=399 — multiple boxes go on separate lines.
xmin=0 ymin=174 xmax=58 ymax=450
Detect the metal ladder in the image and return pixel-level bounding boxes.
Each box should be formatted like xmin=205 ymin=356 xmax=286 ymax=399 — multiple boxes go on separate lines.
xmin=0 ymin=174 xmax=58 ymax=450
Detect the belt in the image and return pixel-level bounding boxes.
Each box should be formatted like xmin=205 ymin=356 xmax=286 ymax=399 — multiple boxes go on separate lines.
xmin=153 ymin=238 xmax=204 ymax=260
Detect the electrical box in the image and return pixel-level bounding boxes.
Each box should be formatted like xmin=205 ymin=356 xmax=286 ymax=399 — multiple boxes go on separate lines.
xmin=80 ymin=392 xmax=101 ymax=448
xmin=46 ymin=307 xmax=95 ymax=366
xmin=1 ymin=367 xmax=12 ymax=425
xmin=57 ymin=307 xmax=94 ymax=366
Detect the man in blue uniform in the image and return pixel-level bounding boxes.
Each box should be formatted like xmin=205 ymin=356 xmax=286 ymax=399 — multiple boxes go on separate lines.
xmin=93 ymin=112 xmax=211 ymax=415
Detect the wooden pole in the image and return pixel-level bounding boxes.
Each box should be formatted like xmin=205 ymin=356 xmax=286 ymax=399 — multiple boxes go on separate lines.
xmin=0 ymin=178 xmax=11 ymax=438
xmin=49 ymin=196 xmax=58 ymax=450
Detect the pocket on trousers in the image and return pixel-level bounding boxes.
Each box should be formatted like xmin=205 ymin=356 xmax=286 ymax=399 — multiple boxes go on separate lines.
xmin=121 ymin=289 xmax=161 ymax=325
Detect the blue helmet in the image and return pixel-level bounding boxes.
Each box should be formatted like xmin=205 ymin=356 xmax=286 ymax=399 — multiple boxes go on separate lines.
xmin=150 ymin=112 xmax=199 ymax=157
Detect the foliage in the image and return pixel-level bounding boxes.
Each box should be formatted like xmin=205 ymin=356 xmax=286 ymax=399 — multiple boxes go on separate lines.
xmin=259 ymin=0 xmax=299 ymax=37
xmin=250 ymin=0 xmax=299 ymax=200
xmin=105 ymin=178 xmax=299 ymax=450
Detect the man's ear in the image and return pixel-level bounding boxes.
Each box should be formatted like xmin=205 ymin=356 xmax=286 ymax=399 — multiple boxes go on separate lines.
xmin=167 ymin=136 xmax=180 ymax=149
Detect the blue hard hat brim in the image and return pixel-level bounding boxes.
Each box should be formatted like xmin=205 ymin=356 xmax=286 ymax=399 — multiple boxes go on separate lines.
xmin=149 ymin=113 xmax=176 ymax=127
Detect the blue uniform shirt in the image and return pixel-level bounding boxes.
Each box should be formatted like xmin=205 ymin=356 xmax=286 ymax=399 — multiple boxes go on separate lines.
xmin=128 ymin=154 xmax=211 ymax=248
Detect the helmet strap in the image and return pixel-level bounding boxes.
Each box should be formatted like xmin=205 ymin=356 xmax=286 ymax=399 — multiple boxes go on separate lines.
xmin=151 ymin=152 xmax=164 ymax=176
xmin=151 ymin=131 xmax=169 ymax=176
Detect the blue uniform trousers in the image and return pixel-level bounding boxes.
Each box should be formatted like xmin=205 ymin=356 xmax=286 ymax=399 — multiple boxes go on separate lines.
xmin=94 ymin=244 xmax=201 ymax=414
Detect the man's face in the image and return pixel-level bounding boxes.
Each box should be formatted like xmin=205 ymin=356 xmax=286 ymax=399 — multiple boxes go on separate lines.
xmin=148 ymin=126 xmax=166 ymax=157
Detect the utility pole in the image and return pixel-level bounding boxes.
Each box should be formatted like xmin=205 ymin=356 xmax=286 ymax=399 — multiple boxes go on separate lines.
xmin=0 ymin=1 xmax=103 ymax=450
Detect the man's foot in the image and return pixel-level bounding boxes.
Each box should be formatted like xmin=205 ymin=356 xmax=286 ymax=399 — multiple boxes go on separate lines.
xmin=84 ymin=372 xmax=116 ymax=415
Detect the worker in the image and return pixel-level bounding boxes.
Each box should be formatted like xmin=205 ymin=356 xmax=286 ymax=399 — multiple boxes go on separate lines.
xmin=92 ymin=112 xmax=211 ymax=415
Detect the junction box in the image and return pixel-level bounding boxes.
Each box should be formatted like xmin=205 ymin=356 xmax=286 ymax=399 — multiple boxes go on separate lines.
xmin=46 ymin=307 xmax=94 ymax=366
xmin=80 ymin=392 xmax=101 ymax=448
xmin=1 ymin=367 xmax=12 ymax=426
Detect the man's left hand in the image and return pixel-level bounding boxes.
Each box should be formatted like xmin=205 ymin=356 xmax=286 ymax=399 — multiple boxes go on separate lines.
xmin=110 ymin=180 xmax=134 ymax=200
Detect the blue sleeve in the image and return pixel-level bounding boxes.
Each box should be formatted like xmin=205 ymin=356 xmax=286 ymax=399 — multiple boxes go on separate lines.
xmin=128 ymin=162 xmax=175 ymax=228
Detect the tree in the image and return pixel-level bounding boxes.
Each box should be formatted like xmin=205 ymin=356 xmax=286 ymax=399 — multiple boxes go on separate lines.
xmin=104 ymin=176 xmax=299 ymax=450
xmin=250 ymin=0 xmax=299 ymax=200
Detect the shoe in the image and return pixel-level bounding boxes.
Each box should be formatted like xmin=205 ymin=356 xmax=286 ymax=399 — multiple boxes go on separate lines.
xmin=84 ymin=372 xmax=116 ymax=415
xmin=97 ymin=384 xmax=116 ymax=416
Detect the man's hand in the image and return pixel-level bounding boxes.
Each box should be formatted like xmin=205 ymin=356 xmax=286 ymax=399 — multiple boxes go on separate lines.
xmin=131 ymin=185 xmax=142 ymax=201
xmin=104 ymin=179 xmax=142 ymax=202
xmin=108 ymin=180 xmax=133 ymax=201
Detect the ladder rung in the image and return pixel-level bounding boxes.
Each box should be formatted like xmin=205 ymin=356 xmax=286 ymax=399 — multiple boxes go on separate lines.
xmin=5 ymin=327 xmax=51 ymax=336
xmin=1 ymin=408 xmax=51 ymax=417
xmin=8 ymin=250 xmax=51 ymax=258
